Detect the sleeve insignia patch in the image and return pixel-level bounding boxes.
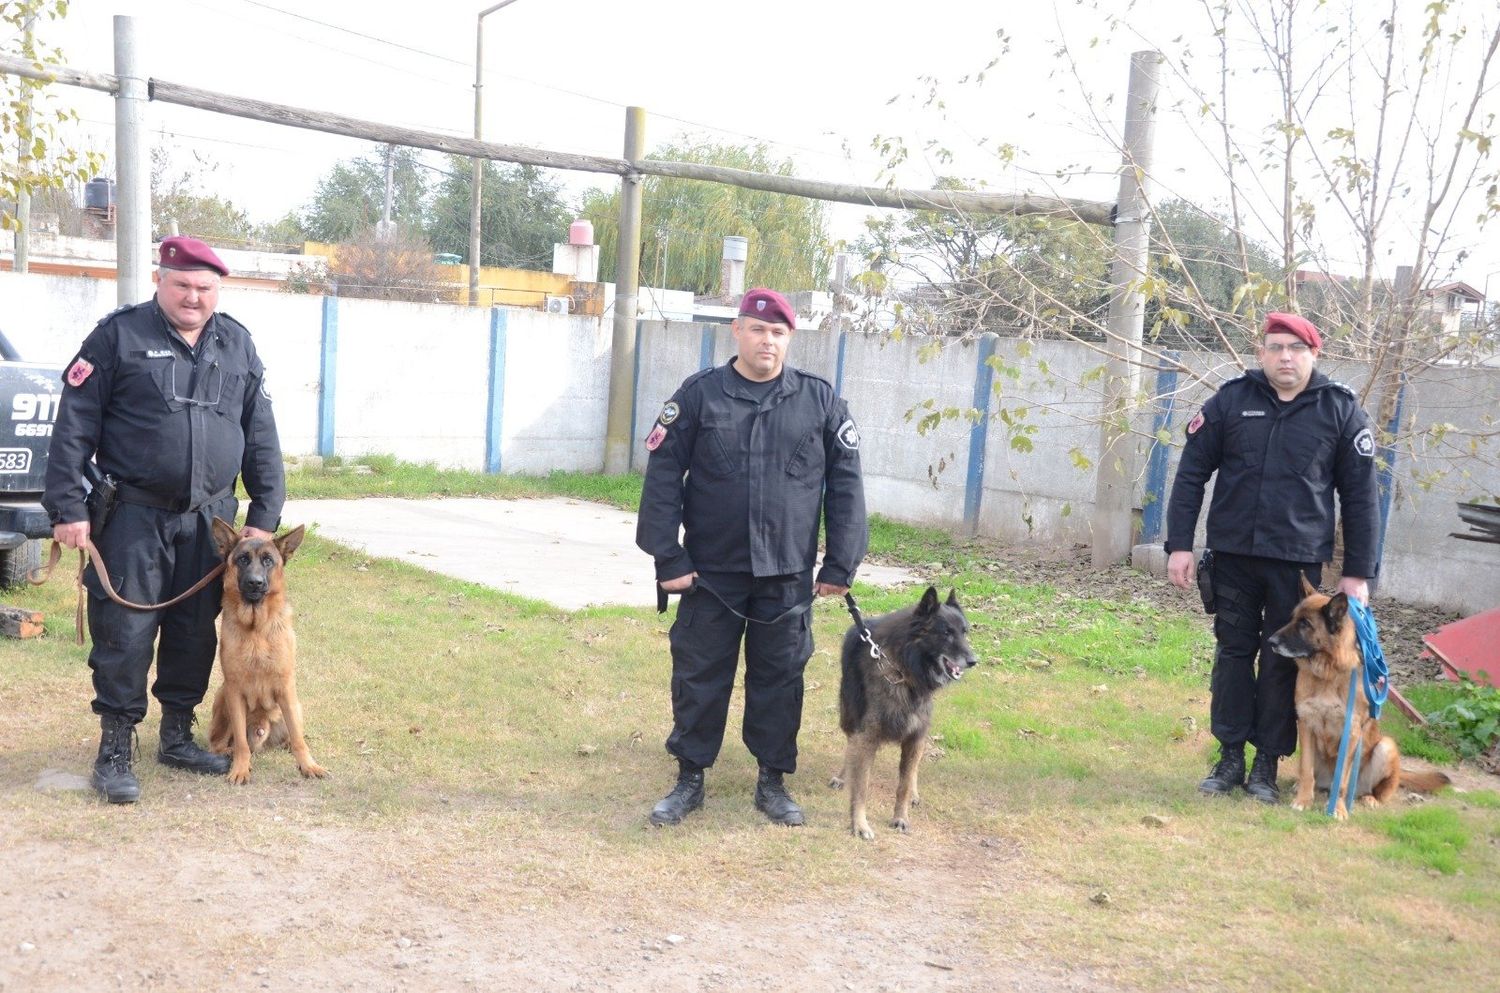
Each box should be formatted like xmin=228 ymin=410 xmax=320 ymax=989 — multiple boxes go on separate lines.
xmin=66 ymin=358 xmax=95 ymax=388
xmin=1186 ymin=411 xmax=1205 ymax=436
xmin=645 ymin=423 xmax=668 ymax=451
xmin=658 ymin=401 xmax=680 ymax=426
xmin=837 ymin=418 xmax=860 ymax=451
xmin=1354 ymin=427 xmax=1375 ymax=458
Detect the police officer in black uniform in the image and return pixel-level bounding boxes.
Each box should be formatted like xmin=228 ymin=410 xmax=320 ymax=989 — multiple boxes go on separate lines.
xmin=1165 ymin=312 xmax=1379 ymax=803
xmin=44 ymin=236 xmax=286 ymax=804
xmin=637 ymin=288 xmax=867 ymax=827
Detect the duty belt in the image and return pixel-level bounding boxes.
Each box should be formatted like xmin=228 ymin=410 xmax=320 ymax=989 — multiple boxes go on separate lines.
xmin=115 ymin=482 xmax=235 ymax=514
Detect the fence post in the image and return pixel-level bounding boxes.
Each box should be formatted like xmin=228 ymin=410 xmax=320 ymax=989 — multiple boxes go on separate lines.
xmin=1138 ymin=351 xmax=1181 ymax=545
xmin=112 ymin=16 xmax=151 ymax=306
xmin=835 ymin=330 xmax=849 ymax=397
xmin=1091 ymin=50 xmax=1163 ymax=567
xmin=963 ymin=334 xmax=999 ymax=533
xmin=603 ymin=106 xmax=647 ymax=474
xmin=699 ymin=323 xmax=716 ymax=370
xmin=485 ymin=307 xmax=508 ymax=473
xmin=1375 ymin=376 xmax=1407 ymax=560
xmin=317 ymin=295 xmax=338 ymax=458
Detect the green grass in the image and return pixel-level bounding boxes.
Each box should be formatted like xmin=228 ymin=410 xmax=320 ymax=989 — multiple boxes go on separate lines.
xmin=7 ymin=467 xmax=1494 ymax=991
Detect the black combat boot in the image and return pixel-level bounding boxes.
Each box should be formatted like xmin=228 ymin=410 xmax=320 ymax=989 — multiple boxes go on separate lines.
xmin=157 ymin=708 xmax=231 ymax=775
xmin=754 ymin=766 xmax=805 ymax=826
xmin=91 ymin=713 xmax=141 ymax=804
xmin=649 ymin=762 xmax=705 ymax=826
xmin=1198 ymin=742 xmax=1246 ymax=796
xmin=1244 ymin=750 xmax=1280 ymax=804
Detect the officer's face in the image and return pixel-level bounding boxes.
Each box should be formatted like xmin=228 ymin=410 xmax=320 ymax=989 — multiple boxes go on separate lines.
xmin=1257 ymin=331 xmax=1317 ymax=396
xmin=156 ymin=268 xmax=221 ymax=337
xmin=732 ymin=316 xmax=793 ymax=381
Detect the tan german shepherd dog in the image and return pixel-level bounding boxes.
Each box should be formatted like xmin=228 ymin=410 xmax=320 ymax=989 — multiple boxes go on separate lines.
xmin=207 ymin=519 xmax=327 ymax=785
xmin=1267 ymin=576 xmax=1447 ymax=820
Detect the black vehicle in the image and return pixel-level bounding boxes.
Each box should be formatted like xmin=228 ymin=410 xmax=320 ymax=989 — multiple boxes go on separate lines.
xmin=0 ymin=329 xmax=63 ymax=587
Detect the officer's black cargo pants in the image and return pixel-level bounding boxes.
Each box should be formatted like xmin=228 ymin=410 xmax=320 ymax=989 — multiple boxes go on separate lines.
xmin=666 ymin=570 xmax=815 ymax=774
xmin=84 ymin=495 xmax=236 ymax=723
xmin=1208 ymin=551 xmax=1323 ymax=758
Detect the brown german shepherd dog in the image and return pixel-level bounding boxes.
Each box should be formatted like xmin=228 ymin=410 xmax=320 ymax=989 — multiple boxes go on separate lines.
xmin=829 ymin=587 xmax=977 ymax=840
xmin=1267 ymin=576 xmax=1447 ymax=820
xmin=207 ymin=518 xmax=327 ymax=785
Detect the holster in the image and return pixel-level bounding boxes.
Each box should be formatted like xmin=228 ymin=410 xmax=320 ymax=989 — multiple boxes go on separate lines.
xmin=83 ymin=462 xmax=118 ymax=538
xmin=1196 ymin=549 xmax=1215 ymax=614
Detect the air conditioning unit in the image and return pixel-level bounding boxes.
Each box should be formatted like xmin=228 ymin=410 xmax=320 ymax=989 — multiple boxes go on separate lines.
xmin=544 ymin=295 xmax=573 ymax=315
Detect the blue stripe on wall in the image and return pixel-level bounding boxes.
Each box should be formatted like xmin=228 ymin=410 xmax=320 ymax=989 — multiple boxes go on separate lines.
xmin=1375 ymin=377 xmax=1406 ymax=561
xmin=485 ymin=307 xmax=508 ymax=474
xmin=835 ymin=330 xmax=849 ymax=397
xmin=699 ymin=323 xmax=716 ymax=370
xmin=963 ymin=335 xmax=998 ymax=531
xmin=317 ymin=295 xmax=338 ymax=457
xmin=1138 ymin=351 xmax=1181 ymax=545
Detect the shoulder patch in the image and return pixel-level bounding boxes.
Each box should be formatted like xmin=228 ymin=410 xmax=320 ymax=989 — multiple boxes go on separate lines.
xmin=1353 ymin=427 xmax=1375 ymax=458
xmin=65 ymin=357 xmax=95 ymax=388
xmin=657 ymin=401 xmax=679 ymax=426
xmin=1186 ymin=411 xmax=1205 ymax=436
xmin=645 ymin=423 xmax=668 ymax=451
xmin=836 ymin=418 xmax=860 ymax=451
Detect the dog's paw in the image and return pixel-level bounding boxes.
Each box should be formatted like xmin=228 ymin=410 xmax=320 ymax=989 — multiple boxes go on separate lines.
xmin=299 ymin=761 xmax=328 ymax=779
xmin=1358 ymin=795 xmax=1379 ymax=809
xmin=890 ymin=817 xmax=910 ymax=833
xmin=1333 ymin=802 xmax=1350 ymax=822
xmin=827 ymin=776 xmax=845 ymax=791
xmin=1290 ymin=799 xmax=1308 ymax=812
xmin=910 ymin=794 xmax=920 ymax=808
xmin=853 ymin=822 xmax=875 ymax=841
xmin=227 ymin=764 xmax=251 ymax=786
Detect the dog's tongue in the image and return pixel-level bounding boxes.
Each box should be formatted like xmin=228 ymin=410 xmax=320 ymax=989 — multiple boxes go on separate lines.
xmin=945 ymin=659 xmax=963 ymax=680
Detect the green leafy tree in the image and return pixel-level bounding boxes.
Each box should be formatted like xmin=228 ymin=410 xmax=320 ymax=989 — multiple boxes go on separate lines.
xmin=2 ymin=1 xmax=103 ymax=230
xmin=580 ymin=141 xmax=829 ymax=295
xmin=1145 ymin=199 xmax=1283 ymax=348
xmin=426 ymin=157 xmax=570 ymax=269
xmin=150 ymin=145 xmax=252 ymax=244
xmin=302 ymin=146 xmax=428 ymax=244
xmin=251 ymin=211 xmax=307 ymax=252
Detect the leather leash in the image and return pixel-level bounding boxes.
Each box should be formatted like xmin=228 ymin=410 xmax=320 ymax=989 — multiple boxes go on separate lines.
xmin=28 ymin=540 xmax=226 ymax=645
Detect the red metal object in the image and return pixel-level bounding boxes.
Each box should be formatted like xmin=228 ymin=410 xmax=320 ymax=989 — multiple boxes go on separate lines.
xmin=1422 ymin=605 xmax=1500 ymax=687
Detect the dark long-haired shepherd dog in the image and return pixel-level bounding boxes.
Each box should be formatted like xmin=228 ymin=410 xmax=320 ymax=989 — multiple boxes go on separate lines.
xmin=1267 ymin=575 xmax=1448 ymax=819
xmin=207 ymin=518 xmax=327 ymax=786
xmin=829 ymin=586 xmax=977 ymax=839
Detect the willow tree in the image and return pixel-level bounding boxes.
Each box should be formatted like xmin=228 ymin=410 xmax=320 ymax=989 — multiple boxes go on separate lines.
xmin=580 ymin=140 xmax=830 ymax=296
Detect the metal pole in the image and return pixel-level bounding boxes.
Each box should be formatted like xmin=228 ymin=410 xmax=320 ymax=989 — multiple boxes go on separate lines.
xmin=603 ymin=106 xmax=646 ymax=475
xmin=113 ymin=15 xmax=151 ymax=306
xmin=15 ymin=11 xmax=35 ymax=274
xmin=381 ymin=143 xmax=395 ymax=237
xmin=468 ymin=1 xmax=522 ymax=307
xmin=1091 ymin=50 xmax=1162 ymax=568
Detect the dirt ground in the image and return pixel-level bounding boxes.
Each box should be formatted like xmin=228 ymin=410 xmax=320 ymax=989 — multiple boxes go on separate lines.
xmin=2 ymin=539 xmax=1488 ymax=992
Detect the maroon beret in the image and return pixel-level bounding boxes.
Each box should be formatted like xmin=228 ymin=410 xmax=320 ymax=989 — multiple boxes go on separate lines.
xmin=1263 ymin=312 xmax=1321 ymax=350
xmin=158 ymin=236 xmax=228 ymax=277
xmin=738 ymin=288 xmax=795 ymax=330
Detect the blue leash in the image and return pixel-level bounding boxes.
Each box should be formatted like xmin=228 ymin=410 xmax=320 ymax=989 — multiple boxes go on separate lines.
xmin=1326 ymin=598 xmax=1389 ymax=816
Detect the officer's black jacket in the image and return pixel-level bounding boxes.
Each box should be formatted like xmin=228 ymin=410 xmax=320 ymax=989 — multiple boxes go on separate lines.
xmin=43 ymin=300 xmax=285 ymax=531
xmin=636 ymin=359 xmax=867 ymax=586
xmin=1165 ymin=368 xmax=1380 ymax=577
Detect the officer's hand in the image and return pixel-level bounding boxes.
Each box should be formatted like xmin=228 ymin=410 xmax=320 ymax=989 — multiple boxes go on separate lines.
xmin=1336 ymin=576 xmax=1370 ymax=605
xmin=241 ymin=526 xmax=274 ymax=540
xmin=814 ymin=582 xmax=849 ymax=597
xmin=659 ymin=572 xmax=696 ymax=593
xmin=1167 ymin=550 xmax=1196 ymax=591
xmin=53 ymin=520 xmax=90 ymax=551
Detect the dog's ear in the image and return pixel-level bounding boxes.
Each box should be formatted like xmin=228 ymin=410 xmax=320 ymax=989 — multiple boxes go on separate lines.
xmin=274 ymin=524 xmax=306 ymax=562
xmin=1323 ymin=592 xmax=1350 ymax=633
xmin=916 ymin=585 xmax=940 ymax=617
xmin=1299 ymin=572 xmax=1318 ymax=598
xmin=946 ymin=588 xmax=961 ymax=608
xmin=211 ymin=517 xmax=240 ymax=559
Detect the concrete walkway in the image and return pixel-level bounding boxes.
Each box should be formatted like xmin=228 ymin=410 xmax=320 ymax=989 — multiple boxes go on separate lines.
xmin=281 ymin=497 xmax=918 ymax=611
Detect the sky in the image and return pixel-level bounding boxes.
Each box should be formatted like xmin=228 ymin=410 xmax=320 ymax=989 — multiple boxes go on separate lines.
xmin=12 ymin=0 xmax=1500 ymax=292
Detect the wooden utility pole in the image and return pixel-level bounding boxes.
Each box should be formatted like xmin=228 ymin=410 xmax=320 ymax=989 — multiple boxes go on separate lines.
xmin=603 ymin=107 xmax=646 ymax=475
xmin=1091 ymin=50 xmax=1162 ymax=569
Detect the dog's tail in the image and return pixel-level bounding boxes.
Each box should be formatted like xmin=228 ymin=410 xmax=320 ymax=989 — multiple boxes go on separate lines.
xmin=1400 ymin=768 xmax=1452 ymax=794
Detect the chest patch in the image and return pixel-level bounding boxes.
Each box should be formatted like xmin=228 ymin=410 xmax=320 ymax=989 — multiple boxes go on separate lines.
xmin=1240 ymin=409 xmax=1267 ymax=417
xmin=66 ymin=358 xmax=95 ymax=388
